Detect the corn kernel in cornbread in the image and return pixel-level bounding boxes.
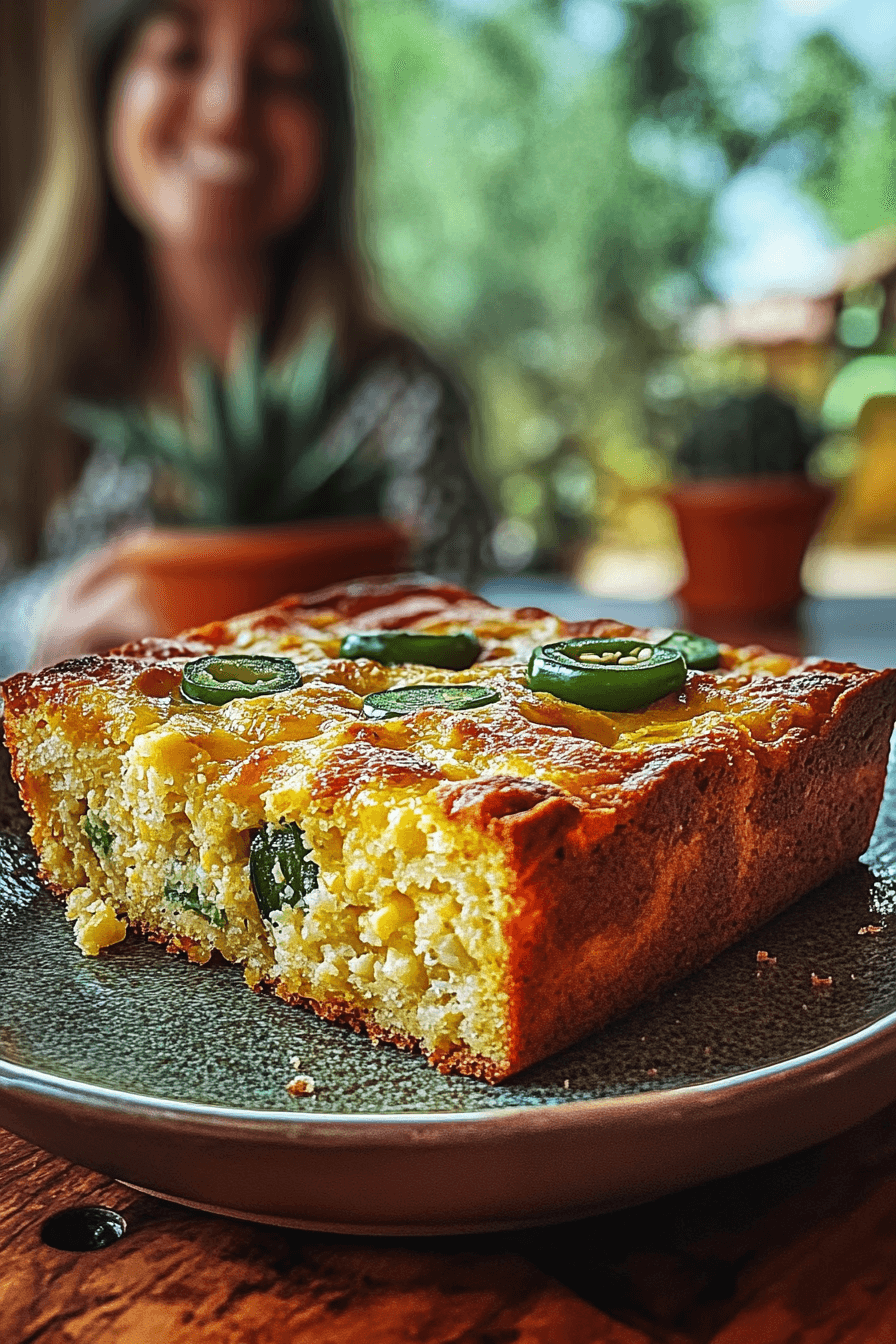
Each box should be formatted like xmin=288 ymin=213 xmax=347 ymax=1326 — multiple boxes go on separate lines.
xmin=66 ymin=886 xmax=128 ymax=955
xmin=3 ymin=576 xmax=896 ymax=1081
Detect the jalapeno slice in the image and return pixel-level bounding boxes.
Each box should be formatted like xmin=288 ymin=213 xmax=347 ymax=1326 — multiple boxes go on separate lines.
xmin=362 ymin=683 xmax=501 ymax=720
xmin=181 ymin=655 xmax=301 ymax=706
xmin=164 ymin=881 xmax=228 ymax=928
xmin=340 ymin=630 xmax=481 ymax=670
xmin=83 ymin=812 xmax=113 ymax=857
xmin=249 ymin=822 xmax=319 ymax=921
xmin=657 ymin=630 xmax=721 ymax=671
xmin=527 ymin=638 xmax=686 ymax=712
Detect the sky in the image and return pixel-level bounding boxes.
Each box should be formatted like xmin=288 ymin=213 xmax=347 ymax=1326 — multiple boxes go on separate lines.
xmin=443 ymin=0 xmax=893 ymax=302
xmin=761 ymin=0 xmax=896 ymax=83
xmin=703 ymin=0 xmax=896 ymax=300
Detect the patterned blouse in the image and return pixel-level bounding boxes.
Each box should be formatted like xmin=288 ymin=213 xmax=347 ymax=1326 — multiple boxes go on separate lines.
xmin=0 ymin=351 xmax=491 ymax=676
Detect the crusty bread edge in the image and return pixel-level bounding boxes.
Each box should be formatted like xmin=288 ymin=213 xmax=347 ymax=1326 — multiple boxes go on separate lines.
xmin=485 ymin=665 xmax=896 ymax=1077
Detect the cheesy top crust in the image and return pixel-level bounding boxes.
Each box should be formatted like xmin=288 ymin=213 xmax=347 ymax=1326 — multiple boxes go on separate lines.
xmin=4 ymin=575 xmax=882 ymax=829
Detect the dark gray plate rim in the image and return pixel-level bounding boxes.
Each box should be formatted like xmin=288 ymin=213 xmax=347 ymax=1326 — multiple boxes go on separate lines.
xmin=4 ymin=1004 xmax=896 ymax=1143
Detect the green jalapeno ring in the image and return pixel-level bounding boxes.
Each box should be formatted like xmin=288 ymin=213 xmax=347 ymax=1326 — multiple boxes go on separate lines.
xmin=527 ymin=638 xmax=687 ymax=713
xmin=340 ymin=630 xmax=481 ymax=670
xmin=362 ymin=683 xmax=501 ymax=720
xmin=249 ymin=822 xmax=319 ymax=921
xmin=657 ymin=630 xmax=721 ymax=671
xmin=181 ymin=654 xmax=302 ymax=706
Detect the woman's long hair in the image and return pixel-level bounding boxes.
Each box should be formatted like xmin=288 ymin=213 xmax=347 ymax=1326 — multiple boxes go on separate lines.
xmin=0 ymin=0 xmax=389 ymax=561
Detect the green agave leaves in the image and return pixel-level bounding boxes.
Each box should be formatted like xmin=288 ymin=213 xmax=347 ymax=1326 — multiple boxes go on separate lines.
xmin=65 ymin=324 xmax=351 ymax=527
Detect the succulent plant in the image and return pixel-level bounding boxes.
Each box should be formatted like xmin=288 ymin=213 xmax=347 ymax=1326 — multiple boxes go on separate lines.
xmin=64 ymin=325 xmax=351 ymax=526
xmin=675 ymin=391 xmax=821 ymax=482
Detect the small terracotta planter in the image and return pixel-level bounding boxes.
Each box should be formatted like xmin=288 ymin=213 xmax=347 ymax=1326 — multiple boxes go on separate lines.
xmin=667 ymin=476 xmax=833 ymax=618
xmin=117 ymin=516 xmax=409 ymax=637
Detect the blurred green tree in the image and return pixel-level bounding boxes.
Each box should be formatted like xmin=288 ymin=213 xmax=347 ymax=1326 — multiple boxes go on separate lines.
xmin=348 ymin=0 xmax=885 ymax=568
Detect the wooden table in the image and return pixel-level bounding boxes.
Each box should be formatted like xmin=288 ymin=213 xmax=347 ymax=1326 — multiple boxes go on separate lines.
xmin=4 ymin=589 xmax=896 ymax=1342
xmin=6 ymin=1100 xmax=896 ymax=1343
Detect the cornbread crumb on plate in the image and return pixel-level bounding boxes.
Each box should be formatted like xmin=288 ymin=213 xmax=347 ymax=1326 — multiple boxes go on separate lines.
xmin=65 ymin=886 xmax=127 ymax=956
xmin=285 ymin=1058 xmax=316 ymax=1097
xmin=3 ymin=575 xmax=896 ymax=1081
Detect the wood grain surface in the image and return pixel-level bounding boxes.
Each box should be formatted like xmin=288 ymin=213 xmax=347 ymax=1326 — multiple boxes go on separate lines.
xmin=0 ymin=1127 xmax=643 ymax=1343
xmin=6 ymin=1099 xmax=896 ymax=1343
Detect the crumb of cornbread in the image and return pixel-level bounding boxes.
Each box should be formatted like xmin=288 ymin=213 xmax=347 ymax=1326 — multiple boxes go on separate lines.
xmin=286 ymin=1057 xmax=316 ymax=1096
xmin=66 ymin=886 xmax=128 ymax=955
xmin=287 ymin=1053 xmax=318 ymax=1096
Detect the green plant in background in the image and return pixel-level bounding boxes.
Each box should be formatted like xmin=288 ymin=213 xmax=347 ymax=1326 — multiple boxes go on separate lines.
xmin=65 ymin=326 xmax=341 ymax=526
xmin=63 ymin=0 xmax=896 ymax=557
xmin=674 ymin=392 xmax=821 ymax=481
xmin=347 ymin=0 xmax=896 ymax=566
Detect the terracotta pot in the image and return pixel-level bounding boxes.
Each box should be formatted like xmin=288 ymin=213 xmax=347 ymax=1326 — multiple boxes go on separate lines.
xmin=117 ymin=516 xmax=409 ymax=637
xmin=667 ymin=476 xmax=833 ymax=618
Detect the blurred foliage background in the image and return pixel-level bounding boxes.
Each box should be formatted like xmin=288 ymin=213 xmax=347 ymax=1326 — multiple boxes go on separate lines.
xmin=345 ymin=0 xmax=896 ymax=578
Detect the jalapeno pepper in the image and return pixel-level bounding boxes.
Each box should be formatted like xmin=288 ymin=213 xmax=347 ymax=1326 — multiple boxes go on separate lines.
xmin=181 ymin=654 xmax=301 ymax=706
xmin=526 ymin=638 xmax=686 ymax=712
xmin=164 ymin=881 xmax=228 ymax=928
xmin=83 ymin=812 xmax=113 ymax=857
xmin=362 ymin=683 xmax=501 ymax=720
xmin=249 ymin=822 xmax=319 ymax=920
xmin=340 ymin=630 xmax=481 ymax=670
xmin=657 ymin=630 xmax=721 ymax=671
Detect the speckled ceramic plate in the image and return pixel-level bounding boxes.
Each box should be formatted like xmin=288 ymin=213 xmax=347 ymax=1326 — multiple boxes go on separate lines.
xmin=2 ymin=748 xmax=896 ymax=1234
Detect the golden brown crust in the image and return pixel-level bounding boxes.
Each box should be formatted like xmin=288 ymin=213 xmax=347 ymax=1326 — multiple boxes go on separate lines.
xmin=3 ymin=573 xmax=896 ymax=1082
xmin=496 ymin=673 xmax=896 ymax=1074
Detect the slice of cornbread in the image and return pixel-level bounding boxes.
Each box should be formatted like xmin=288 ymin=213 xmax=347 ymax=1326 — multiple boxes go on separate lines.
xmin=3 ymin=575 xmax=895 ymax=1080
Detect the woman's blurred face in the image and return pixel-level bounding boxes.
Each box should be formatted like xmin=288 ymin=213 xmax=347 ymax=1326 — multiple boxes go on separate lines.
xmin=108 ymin=0 xmax=324 ymax=250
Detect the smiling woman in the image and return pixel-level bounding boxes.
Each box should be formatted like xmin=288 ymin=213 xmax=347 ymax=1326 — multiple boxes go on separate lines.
xmin=0 ymin=0 xmax=489 ymax=671
xmin=108 ymin=1 xmax=325 ymax=247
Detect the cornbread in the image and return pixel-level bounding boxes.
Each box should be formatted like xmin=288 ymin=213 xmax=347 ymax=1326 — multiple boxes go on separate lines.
xmin=3 ymin=575 xmax=895 ymax=1081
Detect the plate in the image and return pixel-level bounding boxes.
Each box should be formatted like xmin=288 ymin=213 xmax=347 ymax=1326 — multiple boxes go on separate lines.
xmin=2 ymin=748 xmax=896 ymax=1235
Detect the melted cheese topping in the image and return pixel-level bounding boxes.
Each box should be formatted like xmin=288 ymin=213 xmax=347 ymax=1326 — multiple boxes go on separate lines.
xmin=49 ymin=605 xmax=844 ymax=818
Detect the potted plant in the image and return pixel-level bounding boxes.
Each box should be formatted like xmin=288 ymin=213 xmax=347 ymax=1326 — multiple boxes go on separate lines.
xmin=65 ymin=330 xmax=408 ymax=637
xmin=667 ymin=391 xmax=832 ymax=618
